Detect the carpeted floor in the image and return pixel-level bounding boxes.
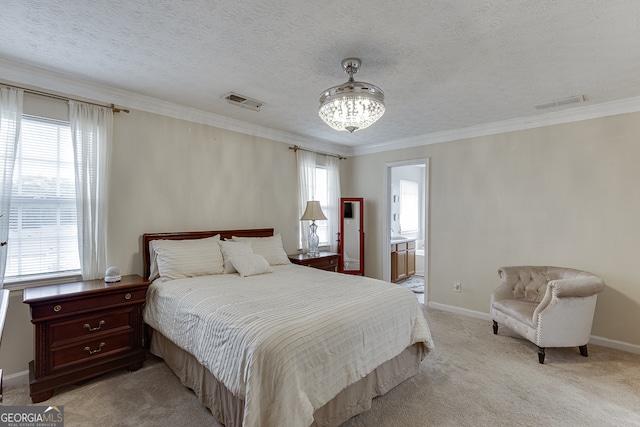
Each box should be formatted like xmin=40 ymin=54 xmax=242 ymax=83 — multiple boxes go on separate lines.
xmin=5 ymin=307 xmax=640 ymax=426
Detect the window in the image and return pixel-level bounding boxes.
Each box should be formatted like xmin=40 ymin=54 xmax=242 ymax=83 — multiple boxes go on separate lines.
xmin=298 ymin=150 xmax=340 ymax=252
xmin=399 ymin=179 xmax=419 ymax=233
xmin=5 ymin=115 xmax=80 ymax=281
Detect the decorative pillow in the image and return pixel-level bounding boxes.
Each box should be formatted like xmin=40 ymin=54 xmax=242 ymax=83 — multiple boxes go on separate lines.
xmin=231 ymin=234 xmax=290 ymax=266
xmin=229 ymin=254 xmax=273 ymax=277
xmin=150 ymin=235 xmax=223 ymax=281
xmin=218 ymin=240 xmax=254 ymax=273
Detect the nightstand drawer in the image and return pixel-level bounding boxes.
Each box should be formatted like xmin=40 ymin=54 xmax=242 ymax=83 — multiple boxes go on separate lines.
xmin=310 ymin=257 xmax=338 ymax=270
xmin=49 ymin=308 xmax=134 ymax=347
xmin=30 ymin=288 xmax=147 ymax=321
xmin=288 ymin=252 xmax=340 ymax=272
xmin=50 ymin=329 xmax=134 ymax=372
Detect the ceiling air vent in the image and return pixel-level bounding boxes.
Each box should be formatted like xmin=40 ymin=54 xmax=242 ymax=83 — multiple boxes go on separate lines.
xmin=224 ymin=92 xmax=263 ymax=111
xmin=534 ymin=95 xmax=585 ymax=110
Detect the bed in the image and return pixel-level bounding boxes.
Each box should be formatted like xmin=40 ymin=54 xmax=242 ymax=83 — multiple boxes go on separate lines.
xmin=142 ymin=228 xmax=433 ymax=427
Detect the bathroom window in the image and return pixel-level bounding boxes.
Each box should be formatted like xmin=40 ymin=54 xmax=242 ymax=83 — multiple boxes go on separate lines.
xmin=399 ymin=179 xmax=419 ymax=233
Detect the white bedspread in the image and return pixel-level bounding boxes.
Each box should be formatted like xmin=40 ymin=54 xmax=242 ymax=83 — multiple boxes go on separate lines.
xmin=144 ymin=264 xmax=434 ymax=427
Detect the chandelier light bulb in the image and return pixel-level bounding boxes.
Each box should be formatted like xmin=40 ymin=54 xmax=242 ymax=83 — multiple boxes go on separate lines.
xmin=318 ymin=58 xmax=385 ymax=133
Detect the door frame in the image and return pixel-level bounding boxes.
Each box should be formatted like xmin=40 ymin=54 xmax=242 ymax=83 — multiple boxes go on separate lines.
xmin=383 ymin=158 xmax=430 ymax=302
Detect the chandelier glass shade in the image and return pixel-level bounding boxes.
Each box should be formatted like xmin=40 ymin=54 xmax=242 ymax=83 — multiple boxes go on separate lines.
xmin=318 ymin=58 xmax=385 ymax=133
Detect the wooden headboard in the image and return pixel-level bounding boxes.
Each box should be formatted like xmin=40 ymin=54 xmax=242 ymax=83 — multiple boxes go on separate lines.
xmin=142 ymin=228 xmax=274 ymax=280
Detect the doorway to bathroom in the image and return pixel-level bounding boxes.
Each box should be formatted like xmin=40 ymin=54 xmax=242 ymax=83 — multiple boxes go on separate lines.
xmin=383 ymin=159 xmax=429 ymax=304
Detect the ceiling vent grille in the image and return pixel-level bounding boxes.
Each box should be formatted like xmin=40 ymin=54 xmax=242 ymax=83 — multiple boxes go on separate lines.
xmin=534 ymin=95 xmax=585 ymax=110
xmin=224 ymin=92 xmax=263 ymax=111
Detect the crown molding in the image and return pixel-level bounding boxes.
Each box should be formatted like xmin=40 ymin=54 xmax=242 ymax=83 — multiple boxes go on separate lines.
xmin=352 ymin=96 xmax=640 ymax=156
xmin=4 ymin=58 xmax=640 ymax=159
xmin=0 ymin=58 xmax=350 ymax=158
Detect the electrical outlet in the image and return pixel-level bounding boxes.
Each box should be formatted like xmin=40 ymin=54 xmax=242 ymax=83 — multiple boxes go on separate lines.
xmin=453 ymin=281 xmax=461 ymax=293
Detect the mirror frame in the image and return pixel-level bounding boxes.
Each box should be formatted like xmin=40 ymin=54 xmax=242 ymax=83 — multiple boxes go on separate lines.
xmin=338 ymin=197 xmax=364 ymax=275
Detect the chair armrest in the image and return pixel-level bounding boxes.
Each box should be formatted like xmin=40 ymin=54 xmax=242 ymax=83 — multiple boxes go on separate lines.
xmin=533 ymin=276 xmax=604 ymax=328
xmin=548 ymin=277 xmax=605 ymax=298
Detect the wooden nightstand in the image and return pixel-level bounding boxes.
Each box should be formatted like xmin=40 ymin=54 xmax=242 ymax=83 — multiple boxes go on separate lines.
xmin=23 ymin=274 xmax=151 ymax=403
xmin=288 ymin=252 xmax=340 ymax=272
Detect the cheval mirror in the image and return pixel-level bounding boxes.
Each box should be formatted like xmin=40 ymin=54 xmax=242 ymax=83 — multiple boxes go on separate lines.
xmin=338 ymin=198 xmax=364 ymax=275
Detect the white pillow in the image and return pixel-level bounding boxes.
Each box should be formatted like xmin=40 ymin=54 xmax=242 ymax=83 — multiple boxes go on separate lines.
xmin=148 ymin=241 xmax=160 ymax=280
xmin=218 ymin=240 xmax=253 ymax=273
xmin=151 ymin=235 xmax=223 ymax=281
xmin=229 ymin=254 xmax=273 ymax=277
xmin=231 ymin=234 xmax=290 ymax=266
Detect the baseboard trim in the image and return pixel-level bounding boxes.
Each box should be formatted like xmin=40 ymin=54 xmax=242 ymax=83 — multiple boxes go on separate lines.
xmin=4 ymin=370 xmax=29 ymax=388
xmin=428 ymin=302 xmax=491 ymax=321
xmin=589 ymin=335 xmax=640 ymax=355
xmin=427 ymin=302 xmax=640 ymax=355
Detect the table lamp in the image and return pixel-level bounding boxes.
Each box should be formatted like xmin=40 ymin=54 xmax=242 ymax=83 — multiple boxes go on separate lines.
xmin=300 ymin=201 xmax=327 ymax=257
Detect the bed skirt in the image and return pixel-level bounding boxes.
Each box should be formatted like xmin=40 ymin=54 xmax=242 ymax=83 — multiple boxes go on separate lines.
xmin=150 ymin=329 xmax=425 ymax=426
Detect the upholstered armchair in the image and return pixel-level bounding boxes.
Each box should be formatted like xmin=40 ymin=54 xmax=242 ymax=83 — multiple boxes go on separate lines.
xmin=490 ymin=266 xmax=605 ymax=364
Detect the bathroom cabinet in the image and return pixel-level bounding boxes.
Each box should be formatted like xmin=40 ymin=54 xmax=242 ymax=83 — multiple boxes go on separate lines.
xmin=391 ymin=240 xmax=416 ymax=282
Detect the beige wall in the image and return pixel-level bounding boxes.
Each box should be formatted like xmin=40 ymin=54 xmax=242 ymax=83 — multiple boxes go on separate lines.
xmin=3 ymin=101 xmax=639 ymax=377
xmin=344 ymin=112 xmax=640 ymax=347
xmin=0 ymin=108 xmax=301 ymax=376
xmin=107 ymin=110 xmax=300 ymax=274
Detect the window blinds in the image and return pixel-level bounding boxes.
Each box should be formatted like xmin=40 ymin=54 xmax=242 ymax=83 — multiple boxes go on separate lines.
xmin=5 ymin=115 xmax=80 ymax=279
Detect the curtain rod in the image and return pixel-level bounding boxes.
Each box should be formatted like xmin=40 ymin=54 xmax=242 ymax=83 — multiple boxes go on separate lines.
xmin=289 ymin=145 xmax=346 ymax=160
xmin=1 ymin=83 xmax=130 ymax=113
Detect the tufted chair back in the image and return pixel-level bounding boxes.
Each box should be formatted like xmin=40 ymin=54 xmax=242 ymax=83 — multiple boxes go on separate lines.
xmin=491 ymin=265 xmax=605 ymax=363
xmin=498 ymin=266 xmax=592 ymax=303
xmin=500 ymin=266 xmax=549 ymax=302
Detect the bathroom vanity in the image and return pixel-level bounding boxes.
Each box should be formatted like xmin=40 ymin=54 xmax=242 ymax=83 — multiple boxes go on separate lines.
xmin=390 ymin=238 xmax=416 ymax=282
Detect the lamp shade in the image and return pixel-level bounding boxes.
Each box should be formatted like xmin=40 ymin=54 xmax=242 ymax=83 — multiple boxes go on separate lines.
xmin=300 ymin=201 xmax=327 ymax=221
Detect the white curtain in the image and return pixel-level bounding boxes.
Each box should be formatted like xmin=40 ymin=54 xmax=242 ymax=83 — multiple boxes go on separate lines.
xmin=69 ymin=101 xmax=113 ymax=280
xmin=326 ymin=155 xmax=341 ymax=252
xmin=0 ymin=86 xmax=23 ymax=288
xmin=296 ymin=150 xmax=316 ymax=251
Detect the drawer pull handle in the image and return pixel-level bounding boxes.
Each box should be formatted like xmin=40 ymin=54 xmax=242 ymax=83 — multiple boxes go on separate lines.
xmin=84 ymin=342 xmax=105 ymax=355
xmin=124 ymin=293 xmax=132 ymax=300
xmin=83 ymin=320 xmax=105 ymax=332
xmin=53 ymin=305 xmax=62 ymax=312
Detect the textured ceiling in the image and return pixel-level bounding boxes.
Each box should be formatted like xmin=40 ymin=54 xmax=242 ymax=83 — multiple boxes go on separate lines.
xmin=1 ymin=0 xmax=640 ymax=152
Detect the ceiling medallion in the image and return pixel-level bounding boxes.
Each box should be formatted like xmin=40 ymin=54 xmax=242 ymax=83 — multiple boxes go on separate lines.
xmin=318 ymin=58 xmax=385 ymax=133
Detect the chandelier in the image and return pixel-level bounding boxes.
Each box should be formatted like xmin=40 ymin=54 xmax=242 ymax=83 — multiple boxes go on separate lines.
xmin=318 ymin=58 xmax=385 ymax=133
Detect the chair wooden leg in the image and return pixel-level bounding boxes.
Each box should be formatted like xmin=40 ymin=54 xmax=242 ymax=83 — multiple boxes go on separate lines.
xmin=538 ymin=347 xmax=545 ymax=364
xmin=579 ymin=345 xmax=588 ymax=357
xmin=492 ymin=320 xmax=498 ymax=335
